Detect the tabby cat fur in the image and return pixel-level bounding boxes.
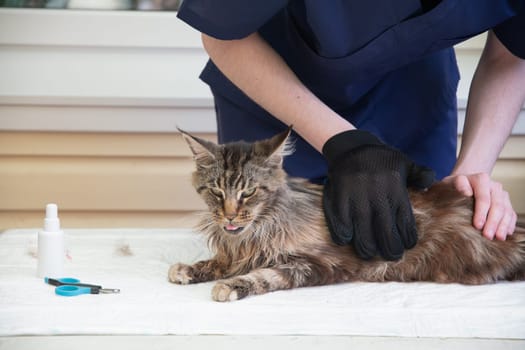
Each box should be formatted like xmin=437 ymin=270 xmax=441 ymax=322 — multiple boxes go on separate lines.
xmin=168 ymin=128 xmax=525 ymax=302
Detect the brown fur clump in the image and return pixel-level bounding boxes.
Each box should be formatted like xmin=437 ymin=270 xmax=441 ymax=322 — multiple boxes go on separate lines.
xmin=168 ymin=129 xmax=525 ymax=301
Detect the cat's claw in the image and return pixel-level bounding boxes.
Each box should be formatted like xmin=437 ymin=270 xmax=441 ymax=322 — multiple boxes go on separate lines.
xmin=212 ymin=281 xmax=239 ymax=302
xmin=168 ymin=263 xmax=193 ymax=284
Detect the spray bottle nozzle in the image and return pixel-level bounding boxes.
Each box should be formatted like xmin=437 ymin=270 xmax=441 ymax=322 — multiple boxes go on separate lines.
xmin=46 ymin=203 xmax=57 ymax=219
xmin=44 ymin=203 xmax=61 ymax=232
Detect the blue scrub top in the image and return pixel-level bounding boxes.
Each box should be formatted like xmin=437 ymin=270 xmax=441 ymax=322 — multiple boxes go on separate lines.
xmin=178 ymin=0 xmax=525 ymax=182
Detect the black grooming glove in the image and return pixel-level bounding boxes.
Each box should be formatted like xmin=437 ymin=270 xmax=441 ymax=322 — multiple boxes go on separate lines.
xmin=322 ymin=130 xmax=435 ymax=260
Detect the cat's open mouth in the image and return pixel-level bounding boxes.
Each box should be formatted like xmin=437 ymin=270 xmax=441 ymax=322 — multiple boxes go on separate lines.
xmin=224 ymin=224 xmax=244 ymax=234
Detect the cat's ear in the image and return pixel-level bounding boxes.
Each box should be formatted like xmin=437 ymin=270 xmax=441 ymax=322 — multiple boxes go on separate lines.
xmin=178 ymin=128 xmax=217 ymax=163
xmin=256 ymin=126 xmax=294 ymax=165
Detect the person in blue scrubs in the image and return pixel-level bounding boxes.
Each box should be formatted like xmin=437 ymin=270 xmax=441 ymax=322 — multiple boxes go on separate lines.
xmin=177 ymin=1 xmax=525 ymax=260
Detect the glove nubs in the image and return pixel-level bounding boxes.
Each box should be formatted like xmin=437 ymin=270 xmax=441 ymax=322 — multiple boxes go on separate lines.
xmin=322 ymin=130 xmax=435 ymax=260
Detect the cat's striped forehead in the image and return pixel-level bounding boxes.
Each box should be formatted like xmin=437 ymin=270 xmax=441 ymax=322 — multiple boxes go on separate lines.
xmin=218 ymin=142 xmax=255 ymax=172
xmin=213 ymin=142 xmax=269 ymax=188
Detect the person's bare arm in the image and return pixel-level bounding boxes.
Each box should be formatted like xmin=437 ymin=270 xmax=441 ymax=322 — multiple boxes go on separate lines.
xmin=201 ymin=32 xmax=355 ymax=152
xmin=447 ymin=31 xmax=525 ymax=240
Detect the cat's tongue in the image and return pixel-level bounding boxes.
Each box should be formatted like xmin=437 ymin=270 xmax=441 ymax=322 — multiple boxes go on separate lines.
xmin=226 ymin=224 xmax=239 ymax=231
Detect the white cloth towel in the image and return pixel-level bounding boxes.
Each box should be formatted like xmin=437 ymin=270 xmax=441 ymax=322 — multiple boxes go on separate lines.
xmin=1 ymin=229 xmax=524 ymax=338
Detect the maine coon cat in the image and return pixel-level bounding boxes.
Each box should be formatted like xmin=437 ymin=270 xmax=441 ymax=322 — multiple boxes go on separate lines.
xmin=168 ymin=128 xmax=525 ymax=302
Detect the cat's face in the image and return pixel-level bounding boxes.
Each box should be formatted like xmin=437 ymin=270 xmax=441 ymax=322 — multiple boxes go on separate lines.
xmin=180 ymin=129 xmax=292 ymax=235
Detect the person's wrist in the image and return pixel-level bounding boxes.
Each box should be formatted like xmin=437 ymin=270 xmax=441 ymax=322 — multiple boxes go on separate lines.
xmin=322 ymin=129 xmax=383 ymax=165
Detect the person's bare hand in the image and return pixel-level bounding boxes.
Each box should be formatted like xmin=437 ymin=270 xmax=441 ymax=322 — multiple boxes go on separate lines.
xmin=443 ymin=173 xmax=516 ymax=240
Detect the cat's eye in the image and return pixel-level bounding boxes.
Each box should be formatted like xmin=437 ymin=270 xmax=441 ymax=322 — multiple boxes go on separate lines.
xmin=241 ymin=187 xmax=256 ymax=199
xmin=209 ymin=188 xmax=223 ymax=198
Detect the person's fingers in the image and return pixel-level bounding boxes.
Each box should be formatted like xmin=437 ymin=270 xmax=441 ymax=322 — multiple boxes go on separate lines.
xmin=477 ymin=180 xmax=517 ymax=241
xmin=352 ymin=206 xmax=377 ymax=260
xmin=322 ymin=182 xmax=354 ymax=245
xmin=508 ymin=209 xmax=517 ymax=237
xmin=372 ymin=206 xmax=403 ymax=261
xmin=468 ymin=173 xmax=492 ymax=231
xmin=443 ymin=174 xmax=474 ymax=197
xmin=493 ymin=190 xmax=516 ymax=241
xmin=395 ymin=197 xmax=418 ymax=249
xmin=480 ymin=180 xmax=505 ymax=240
xmin=443 ymin=173 xmax=517 ymax=240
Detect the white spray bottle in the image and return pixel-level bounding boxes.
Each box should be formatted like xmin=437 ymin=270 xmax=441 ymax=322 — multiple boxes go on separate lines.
xmin=37 ymin=203 xmax=64 ymax=278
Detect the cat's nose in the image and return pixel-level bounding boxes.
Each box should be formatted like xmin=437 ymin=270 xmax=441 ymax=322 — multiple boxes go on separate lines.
xmin=225 ymin=214 xmax=236 ymax=221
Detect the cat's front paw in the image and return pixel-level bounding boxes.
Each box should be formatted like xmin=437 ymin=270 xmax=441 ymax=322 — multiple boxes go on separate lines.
xmin=212 ymin=278 xmax=251 ymax=302
xmin=168 ymin=263 xmax=194 ymax=284
xmin=212 ymin=281 xmax=239 ymax=302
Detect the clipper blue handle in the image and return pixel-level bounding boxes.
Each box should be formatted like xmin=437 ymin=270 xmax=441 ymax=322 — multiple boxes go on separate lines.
xmin=44 ymin=277 xmax=119 ymax=296
xmin=55 ymin=285 xmax=94 ymax=296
